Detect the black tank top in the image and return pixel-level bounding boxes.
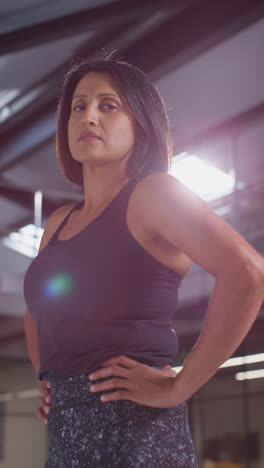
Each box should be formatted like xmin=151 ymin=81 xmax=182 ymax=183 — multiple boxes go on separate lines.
xmin=23 ymin=176 xmax=182 ymax=381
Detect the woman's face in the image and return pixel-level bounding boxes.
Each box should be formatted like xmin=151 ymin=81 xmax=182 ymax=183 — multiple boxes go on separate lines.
xmin=68 ymin=71 xmax=135 ymax=170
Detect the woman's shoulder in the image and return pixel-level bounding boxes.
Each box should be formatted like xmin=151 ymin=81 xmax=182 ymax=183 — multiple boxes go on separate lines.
xmin=128 ymin=172 xmax=188 ymax=220
xmin=127 ymin=172 xmax=194 ymax=276
xmin=132 ymin=172 xmax=183 ymax=197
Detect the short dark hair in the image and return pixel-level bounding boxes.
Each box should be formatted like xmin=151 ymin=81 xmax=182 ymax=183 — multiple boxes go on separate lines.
xmin=56 ymin=53 xmax=173 ymax=188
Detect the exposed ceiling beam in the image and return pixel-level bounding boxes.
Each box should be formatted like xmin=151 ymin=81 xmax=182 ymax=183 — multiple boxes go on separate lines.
xmin=0 ymin=111 xmax=56 ymax=172
xmin=173 ymin=101 xmax=264 ymax=155
xmin=0 ymin=6 xmax=178 ymax=134
xmin=124 ymin=0 xmax=264 ymax=79
xmin=0 ymin=0 xmax=179 ymax=55
xmin=1 ymin=0 xmax=118 ymax=35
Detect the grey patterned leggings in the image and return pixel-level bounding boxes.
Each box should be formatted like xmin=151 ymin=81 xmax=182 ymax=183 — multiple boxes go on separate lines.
xmin=44 ymin=373 xmax=198 ymax=468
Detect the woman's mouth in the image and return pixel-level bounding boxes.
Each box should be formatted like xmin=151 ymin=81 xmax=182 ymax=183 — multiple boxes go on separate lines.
xmin=78 ymin=131 xmax=101 ymax=141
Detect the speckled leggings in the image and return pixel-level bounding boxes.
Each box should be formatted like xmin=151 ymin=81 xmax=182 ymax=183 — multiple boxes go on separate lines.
xmin=44 ymin=373 xmax=198 ymax=468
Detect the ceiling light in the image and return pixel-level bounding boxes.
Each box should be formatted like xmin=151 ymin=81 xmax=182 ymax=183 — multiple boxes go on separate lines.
xmin=220 ymin=353 xmax=264 ymax=368
xmin=173 ymin=353 xmax=264 ymax=374
xmin=2 ymin=224 xmax=43 ymax=258
xmin=170 ymin=153 xmax=235 ymax=202
xmin=16 ymin=389 xmax=39 ymax=399
xmin=235 ymin=369 xmax=264 ymax=381
xmin=0 ymin=389 xmax=39 ymax=402
xmin=0 ymin=392 xmax=13 ymax=402
xmin=0 ymin=89 xmax=19 ymax=108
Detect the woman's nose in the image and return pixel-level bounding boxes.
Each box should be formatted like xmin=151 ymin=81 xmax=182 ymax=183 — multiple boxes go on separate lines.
xmin=82 ymin=106 xmax=98 ymax=126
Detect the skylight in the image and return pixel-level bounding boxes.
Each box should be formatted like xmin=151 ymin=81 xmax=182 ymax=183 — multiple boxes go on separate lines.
xmin=170 ymin=153 xmax=235 ymax=202
xmin=2 ymin=224 xmax=43 ymax=258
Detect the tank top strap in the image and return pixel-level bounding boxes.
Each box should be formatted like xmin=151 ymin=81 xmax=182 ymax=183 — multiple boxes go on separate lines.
xmin=49 ymin=200 xmax=84 ymax=245
xmin=111 ymin=174 xmax=149 ymax=226
xmin=132 ymin=171 xmax=157 ymax=185
xmin=133 ymin=173 xmax=148 ymax=184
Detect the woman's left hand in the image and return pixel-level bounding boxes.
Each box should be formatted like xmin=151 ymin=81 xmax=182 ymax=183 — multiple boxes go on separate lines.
xmin=88 ymin=355 xmax=180 ymax=408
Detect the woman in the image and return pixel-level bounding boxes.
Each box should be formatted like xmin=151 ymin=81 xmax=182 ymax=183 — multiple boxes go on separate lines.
xmin=24 ymin=54 xmax=264 ymax=467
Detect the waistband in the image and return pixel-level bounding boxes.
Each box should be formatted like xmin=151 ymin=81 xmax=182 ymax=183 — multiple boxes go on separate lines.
xmin=49 ymin=368 xmax=164 ymax=408
xmin=49 ymin=373 xmax=105 ymax=408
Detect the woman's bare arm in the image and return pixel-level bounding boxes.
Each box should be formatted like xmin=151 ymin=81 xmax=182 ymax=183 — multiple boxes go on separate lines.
xmin=129 ymin=172 xmax=264 ymax=402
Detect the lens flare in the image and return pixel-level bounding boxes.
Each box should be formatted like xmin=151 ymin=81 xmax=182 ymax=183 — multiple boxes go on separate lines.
xmin=44 ymin=272 xmax=74 ymax=298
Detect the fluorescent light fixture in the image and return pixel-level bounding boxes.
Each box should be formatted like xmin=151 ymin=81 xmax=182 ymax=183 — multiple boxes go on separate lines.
xmin=0 ymin=89 xmax=20 ymax=122
xmin=0 ymin=392 xmax=13 ymax=402
xmin=0 ymin=87 xmax=45 ymax=124
xmin=0 ymin=89 xmax=19 ymax=107
xmin=2 ymin=223 xmax=43 ymax=258
xmin=0 ymin=389 xmax=39 ymax=402
xmin=235 ymin=369 xmax=264 ymax=381
xmin=173 ymin=353 xmax=264 ymax=374
xmin=220 ymin=353 xmax=264 ymax=368
xmin=16 ymin=389 xmax=39 ymax=399
xmin=170 ymin=152 xmax=235 ymax=202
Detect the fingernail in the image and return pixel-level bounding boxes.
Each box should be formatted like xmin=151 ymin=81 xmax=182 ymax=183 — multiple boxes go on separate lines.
xmin=89 ymin=373 xmax=95 ymax=379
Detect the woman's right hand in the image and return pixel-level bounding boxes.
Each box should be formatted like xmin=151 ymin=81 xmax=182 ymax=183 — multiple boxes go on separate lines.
xmin=36 ymin=380 xmax=51 ymax=424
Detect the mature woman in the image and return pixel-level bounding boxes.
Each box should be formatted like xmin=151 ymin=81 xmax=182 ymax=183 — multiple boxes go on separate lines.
xmin=24 ymin=54 xmax=264 ymax=467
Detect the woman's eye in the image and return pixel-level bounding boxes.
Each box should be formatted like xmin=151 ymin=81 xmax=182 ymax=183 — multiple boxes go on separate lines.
xmin=72 ymin=104 xmax=84 ymax=112
xmin=102 ymin=103 xmax=118 ymax=111
xmin=71 ymin=102 xmax=118 ymax=112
